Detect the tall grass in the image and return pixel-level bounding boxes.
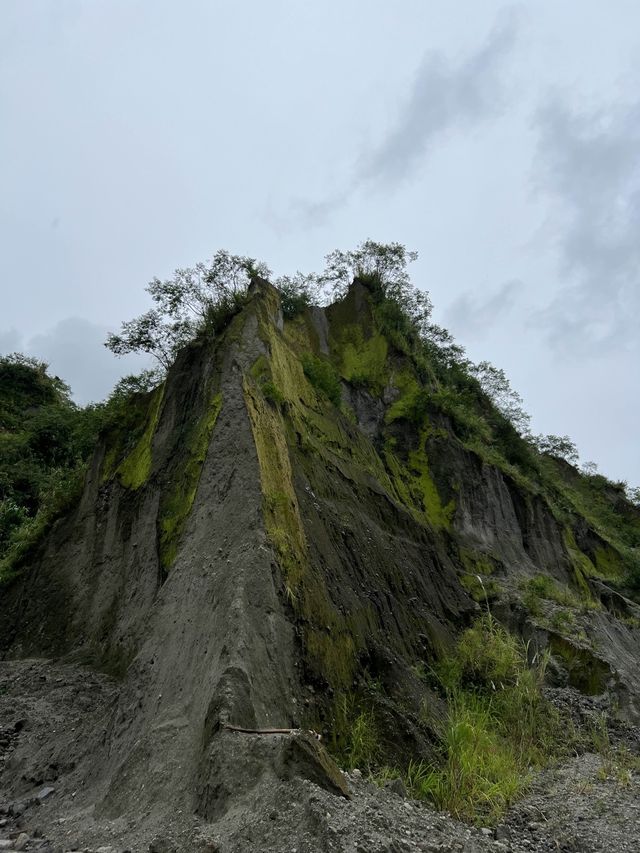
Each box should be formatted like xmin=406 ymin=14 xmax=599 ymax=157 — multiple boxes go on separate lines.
xmin=413 ymin=615 xmax=565 ymax=824
xmin=332 ymin=693 xmax=380 ymax=772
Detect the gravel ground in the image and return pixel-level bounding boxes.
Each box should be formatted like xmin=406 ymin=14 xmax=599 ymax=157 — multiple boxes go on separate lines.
xmin=2 ymin=660 xmax=640 ymax=853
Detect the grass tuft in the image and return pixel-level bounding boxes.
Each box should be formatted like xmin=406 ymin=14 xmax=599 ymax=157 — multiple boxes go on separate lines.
xmin=410 ymin=616 xmax=566 ymax=824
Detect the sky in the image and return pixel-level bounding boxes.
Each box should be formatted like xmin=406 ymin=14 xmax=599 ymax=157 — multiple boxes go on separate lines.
xmin=1 ymin=1 xmax=639 ymax=485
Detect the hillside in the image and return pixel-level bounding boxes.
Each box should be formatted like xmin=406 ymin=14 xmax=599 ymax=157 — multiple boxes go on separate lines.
xmin=1 ymin=269 xmax=639 ymax=852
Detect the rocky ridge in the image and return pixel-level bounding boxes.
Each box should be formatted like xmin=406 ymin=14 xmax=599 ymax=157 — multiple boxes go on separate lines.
xmin=1 ymin=278 xmax=639 ymax=850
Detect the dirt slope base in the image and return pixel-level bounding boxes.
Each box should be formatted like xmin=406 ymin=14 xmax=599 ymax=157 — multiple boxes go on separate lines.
xmin=2 ymin=660 xmax=640 ymax=853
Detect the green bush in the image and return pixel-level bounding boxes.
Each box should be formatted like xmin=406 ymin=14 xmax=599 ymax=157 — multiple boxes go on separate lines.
xmin=300 ymin=353 xmax=342 ymax=407
xmin=275 ymin=273 xmax=318 ymax=319
xmin=418 ymin=616 xmax=565 ymax=824
xmin=0 ymin=354 xmax=151 ymax=583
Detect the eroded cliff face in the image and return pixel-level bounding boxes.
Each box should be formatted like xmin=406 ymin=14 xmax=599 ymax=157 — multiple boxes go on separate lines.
xmin=1 ymin=279 xmax=639 ymax=823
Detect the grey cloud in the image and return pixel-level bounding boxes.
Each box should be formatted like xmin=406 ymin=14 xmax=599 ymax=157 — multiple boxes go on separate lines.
xmin=358 ymin=11 xmax=519 ymax=188
xmin=288 ymin=10 xmax=519 ymax=226
xmin=535 ymin=96 xmax=640 ymax=353
xmin=280 ymin=190 xmax=350 ymax=231
xmin=444 ymin=279 xmax=524 ymax=338
xmin=26 ymin=318 xmax=148 ymax=405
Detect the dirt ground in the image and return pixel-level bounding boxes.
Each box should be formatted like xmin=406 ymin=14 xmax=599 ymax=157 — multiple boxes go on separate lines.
xmin=2 ymin=660 xmax=640 ymax=853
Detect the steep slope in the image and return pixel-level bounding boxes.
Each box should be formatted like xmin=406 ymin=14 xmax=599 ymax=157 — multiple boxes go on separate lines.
xmin=0 ymin=278 xmax=639 ymax=846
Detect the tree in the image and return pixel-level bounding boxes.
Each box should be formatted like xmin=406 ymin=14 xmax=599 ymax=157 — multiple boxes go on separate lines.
xmin=421 ymin=323 xmax=468 ymax=370
xmin=469 ymin=361 xmax=531 ymax=435
xmin=625 ymin=484 xmax=640 ymax=507
xmin=105 ymin=250 xmax=271 ymax=370
xmin=318 ymin=240 xmax=418 ymax=301
xmin=532 ymin=434 xmax=579 ymax=465
xmin=105 ymin=311 xmax=194 ymax=370
xmin=581 ymin=461 xmax=599 ymax=476
xmin=273 ymin=272 xmax=322 ymax=319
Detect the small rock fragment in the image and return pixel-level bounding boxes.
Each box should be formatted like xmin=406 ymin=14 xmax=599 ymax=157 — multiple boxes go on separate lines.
xmin=37 ymin=787 xmax=55 ymax=802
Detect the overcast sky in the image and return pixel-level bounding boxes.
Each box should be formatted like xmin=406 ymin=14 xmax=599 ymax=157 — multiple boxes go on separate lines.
xmin=1 ymin=1 xmax=639 ymax=485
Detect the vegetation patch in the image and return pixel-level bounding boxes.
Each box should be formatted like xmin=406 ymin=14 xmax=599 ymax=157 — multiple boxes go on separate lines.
xmin=300 ymin=353 xmax=342 ymax=407
xmin=243 ymin=343 xmax=362 ymax=689
xmin=116 ymin=385 xmax=164 ymax=489
xmin=158 ymin=392 xmax=222 ymax=570
xmin=402 ymin=616 xmax=565 ymax=825
xmin=459 ymin=553 xmax=501 ymax=603
xmin=594 ymin=545 xmax=624 ymax=580
xmin=331 ymin=692 xmax=380 ymax=772
xmin=563 ymin=528 xmax=601 ymax=599
xmin=549 ymin=635 xmax=610 ymax=695
xmin=407 ymin=436 xmax=455 ymax=530
xmin=523 ymin=573 xmax=591 ymax=610
xmin=337 ymin=326 xmax=388 ymax=393
xmin=0 ymin=354 xmax=108 ymax=583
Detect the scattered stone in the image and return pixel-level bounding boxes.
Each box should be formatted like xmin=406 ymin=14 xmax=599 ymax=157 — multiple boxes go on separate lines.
xmin=37 ymin=788 xmax=55 ymax=802
xmin=13 ymin=833 xmax=30 ymax=851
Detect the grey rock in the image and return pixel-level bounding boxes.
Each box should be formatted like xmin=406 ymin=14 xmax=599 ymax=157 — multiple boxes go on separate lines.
xmin=37 ymin=787 xmax=55 ymax=802
xmin=384 ymin=777 xmax=408 ymax=798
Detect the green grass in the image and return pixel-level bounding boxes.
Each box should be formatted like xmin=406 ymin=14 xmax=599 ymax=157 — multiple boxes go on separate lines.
xmin=332 ymin=693 xmax=380 ymax=772
xmin=406 ymin=616 xmax=566 ymax=825
xmin=524 ymin=573 xmax=585 ymax=608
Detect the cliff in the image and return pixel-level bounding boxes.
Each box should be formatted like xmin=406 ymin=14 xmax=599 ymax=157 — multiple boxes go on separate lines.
xmin=1 ymin=278 xmax=639 ymax=846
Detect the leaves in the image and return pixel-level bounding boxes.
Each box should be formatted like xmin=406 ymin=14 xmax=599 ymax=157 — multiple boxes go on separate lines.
xmin=105 ymin=250 xmax=271 ymax=369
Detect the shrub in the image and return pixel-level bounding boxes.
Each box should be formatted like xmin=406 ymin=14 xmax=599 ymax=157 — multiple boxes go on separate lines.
xmin=300 ymin=353 xmax=342 ymax=407
xmin=275 ymin=273 xmax=319 ymax=319
xmin=419 ymin=616 xmax=565 ymax=824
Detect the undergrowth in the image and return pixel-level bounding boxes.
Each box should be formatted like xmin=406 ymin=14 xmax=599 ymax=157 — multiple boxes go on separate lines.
xmin=522 ymin=573 xmax=598 ymax=616
xmin=376 ymin=616 xmax=568 ymax=826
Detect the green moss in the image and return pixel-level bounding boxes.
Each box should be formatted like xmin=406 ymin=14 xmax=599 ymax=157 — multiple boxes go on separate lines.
xmin=563 ymin=528 xmax=598 ymax=598
xmin=158 ymin=392 xmax=222 ymax=569
xmin=384 ymin=371 xmax=424 ymax=425
xmin=408 ymin=435 xmax=455 ymax=530
xmin=250 ymin=354 xmax=285 ymax=407
xmin=244 ymin=370 xmax=361 ymax=688
xmin=244 ymin=304 xmax=384 ymax=689
xmin=250 ymin=354 xmax=270 ymax=380
xmin=594 ymin=546 xmax=624 ymax=580
xmin=116 ymin=386 xmax=164 ymax=489
xmin=458 ymin=554 xmax=501 ymax=602
xmin=338 ymin=327 xmax=388 ymax=393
